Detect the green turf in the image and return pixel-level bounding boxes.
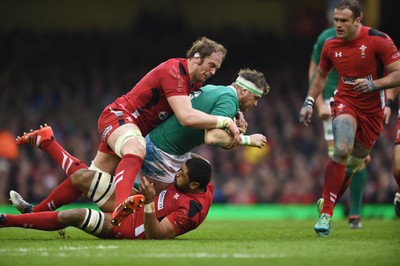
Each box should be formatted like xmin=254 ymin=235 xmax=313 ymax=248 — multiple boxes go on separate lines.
xmin=1 ymin=203 xmax=396 ymax=219
xmin=1 ymin=218 xmax=398 ymax=266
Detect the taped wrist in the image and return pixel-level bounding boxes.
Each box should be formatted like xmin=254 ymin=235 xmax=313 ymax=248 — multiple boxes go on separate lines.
xmin=366 ymin=79 xmax=379 ymax=91
xmin=216 ymin=116 xmax=233 ymax=128
xmin=303 ymin=96 xmax=314 ymax=108
xmin=240 ymin=135 xmax=251 ymax=145
xmin=144 ymin=202 xmax=155 ymax=213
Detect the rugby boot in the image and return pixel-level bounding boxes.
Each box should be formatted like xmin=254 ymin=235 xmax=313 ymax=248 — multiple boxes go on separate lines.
xmin=111 ymin=194 xmax=145 ymax=226
xmin=16 ymin=124 xmax=54 ymax=148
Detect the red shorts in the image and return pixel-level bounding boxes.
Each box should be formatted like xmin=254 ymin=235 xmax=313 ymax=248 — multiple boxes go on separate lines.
xmin=105 ymin=212 xmax=146 ymax=240
xmin=330 ymin=99 xmax=383 ymax=149
xmin=97 ymin=103 xmax=141 ymax=155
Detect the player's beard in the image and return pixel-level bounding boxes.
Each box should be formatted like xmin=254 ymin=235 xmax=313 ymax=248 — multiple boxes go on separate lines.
xmin=174 ymin=178 xmax=191 ymax=193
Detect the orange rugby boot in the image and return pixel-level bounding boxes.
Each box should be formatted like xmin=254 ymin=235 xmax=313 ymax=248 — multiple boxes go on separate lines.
xmin=111 ymin=194 xmax=145 ymax=226
xmin=16 ymin=124 xmax=54 ymax=148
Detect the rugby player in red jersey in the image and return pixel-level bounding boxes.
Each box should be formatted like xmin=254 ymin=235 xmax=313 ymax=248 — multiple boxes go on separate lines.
xmin=1 ymin=157 xmax=213 ymax=240
xmin=300 ymin=0 xmax=400 ymax=236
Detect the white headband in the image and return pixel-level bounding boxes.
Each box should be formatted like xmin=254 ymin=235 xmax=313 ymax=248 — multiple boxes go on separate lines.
xmin=235 ymin=76 xmax=263 ymax=97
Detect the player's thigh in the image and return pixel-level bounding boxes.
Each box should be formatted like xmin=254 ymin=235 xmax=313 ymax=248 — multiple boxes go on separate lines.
xmin=394 ymin=144 xmax=400 ymax=172
xmin=92 ymin=151 xmax=120 ymax=174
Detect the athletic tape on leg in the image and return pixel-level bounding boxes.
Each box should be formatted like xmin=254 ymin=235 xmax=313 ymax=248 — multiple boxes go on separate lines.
xmin=88 ymin=163 xmax=115 ymax=207
xmin=79 ymin=208 xmax=105 ymax=236
xmin=346 ymin=156 xmax=366 ymax=175
xmin=114 ymin=129 xmax=145 ymax=158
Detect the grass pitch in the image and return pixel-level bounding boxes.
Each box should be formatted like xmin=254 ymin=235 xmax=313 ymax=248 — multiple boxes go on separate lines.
xmin=1 ymin=218 xmax=398 ymax=266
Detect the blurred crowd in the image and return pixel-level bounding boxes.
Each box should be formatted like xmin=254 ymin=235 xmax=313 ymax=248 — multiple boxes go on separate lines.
xmin=0 ymin=11 xmax=398 ymax=206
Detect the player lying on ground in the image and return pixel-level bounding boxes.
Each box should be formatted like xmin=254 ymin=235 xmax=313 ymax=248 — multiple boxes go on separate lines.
xmin=1 ymin=158 xmax=212 ymax=240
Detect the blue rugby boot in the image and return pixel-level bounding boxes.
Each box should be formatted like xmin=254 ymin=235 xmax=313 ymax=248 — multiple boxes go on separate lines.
xmin=314 ymin=213 xmax=331 ymax=237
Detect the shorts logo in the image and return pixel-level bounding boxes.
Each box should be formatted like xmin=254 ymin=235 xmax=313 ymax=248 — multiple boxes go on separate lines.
xmin=126 ymin=116 xmax=133 ymax=123
xmin=338 ymin=103 xmax=345 ymax=113
xmin=101 ymin=125 xmax=112 ymax=141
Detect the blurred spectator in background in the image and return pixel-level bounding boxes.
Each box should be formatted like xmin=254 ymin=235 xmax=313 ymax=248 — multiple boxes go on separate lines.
xmin=384 ymin=88 xmax=400 ymax=216
xmin=0 ymin=126 xmax=19 ymax=203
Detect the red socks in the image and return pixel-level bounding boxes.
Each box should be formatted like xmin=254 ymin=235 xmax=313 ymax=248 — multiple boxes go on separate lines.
xmin=114 ymin=154 xmax=143 ymax=207
xmin=337 ymin=171 xmax=353 ymax=200
xmin=33 ymin=178 xmax=82 ymax=212
xmin=41 ymin=140 xmax=88 ymax=176
xmin=33 ymin=139 xmax=87 ymax=212
xmin=321 ymin=159 xmax=346 ymax=216
xmin=3 ymin=212 xmax=64 ymax=231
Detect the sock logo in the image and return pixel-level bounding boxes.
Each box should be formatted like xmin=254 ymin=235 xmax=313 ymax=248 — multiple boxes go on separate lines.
xmin=61 ymin=151 xmax=73 ymax=175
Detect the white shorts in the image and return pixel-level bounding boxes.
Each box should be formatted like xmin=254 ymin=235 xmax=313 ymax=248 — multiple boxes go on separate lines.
xmin=140 ymin=135 xmax=192 ymax=184
xmin=323 ymin=99 xmax=334 ymax=141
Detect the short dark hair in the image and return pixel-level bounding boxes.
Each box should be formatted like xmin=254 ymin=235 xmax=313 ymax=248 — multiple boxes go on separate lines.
xmin=238 ymin=68 xmax=270 ymax=95
xmin=335 ymin=0 xmax=363 ymax=20
xmin=185 ymin=157 xmax=212 ymax=189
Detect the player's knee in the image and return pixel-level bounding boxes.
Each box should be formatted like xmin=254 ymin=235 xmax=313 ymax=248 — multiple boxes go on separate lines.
xmin=86 ymin=166 xmax=115 ymax=207
xmin=71 ymin=169 xmax=95 ymax=187
xmin=334 ymin=144 xmax=352 ymax=161
xmin=394 ymin=161 xmax=400 ymax=175
xmin=58 ymin=209 xmax=85 ymax=226
xmin=114 ymin=129 xmax=146 ymax=158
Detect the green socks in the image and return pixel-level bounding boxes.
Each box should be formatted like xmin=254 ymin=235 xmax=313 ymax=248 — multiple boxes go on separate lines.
xmin=349 ymin=167 xmax=367 ymax=217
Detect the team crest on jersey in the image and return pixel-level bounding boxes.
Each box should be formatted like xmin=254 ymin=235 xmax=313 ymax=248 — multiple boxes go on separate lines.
xmin=159 ymin=111 xmax=169 ymax=121
xmin=359 ymin=45 xmax=367 ymax=58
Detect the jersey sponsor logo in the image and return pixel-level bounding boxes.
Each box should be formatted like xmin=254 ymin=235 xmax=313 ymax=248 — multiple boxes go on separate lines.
xmin=335 ymin=51 xmax=342 ymax=57
xmin=342 ymin=75 xmax=372 ymax=85
xmin=359 ymin=45 xmax=367 ymax=58
xmin=158 ymin=190 xmax=166 ymax=210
